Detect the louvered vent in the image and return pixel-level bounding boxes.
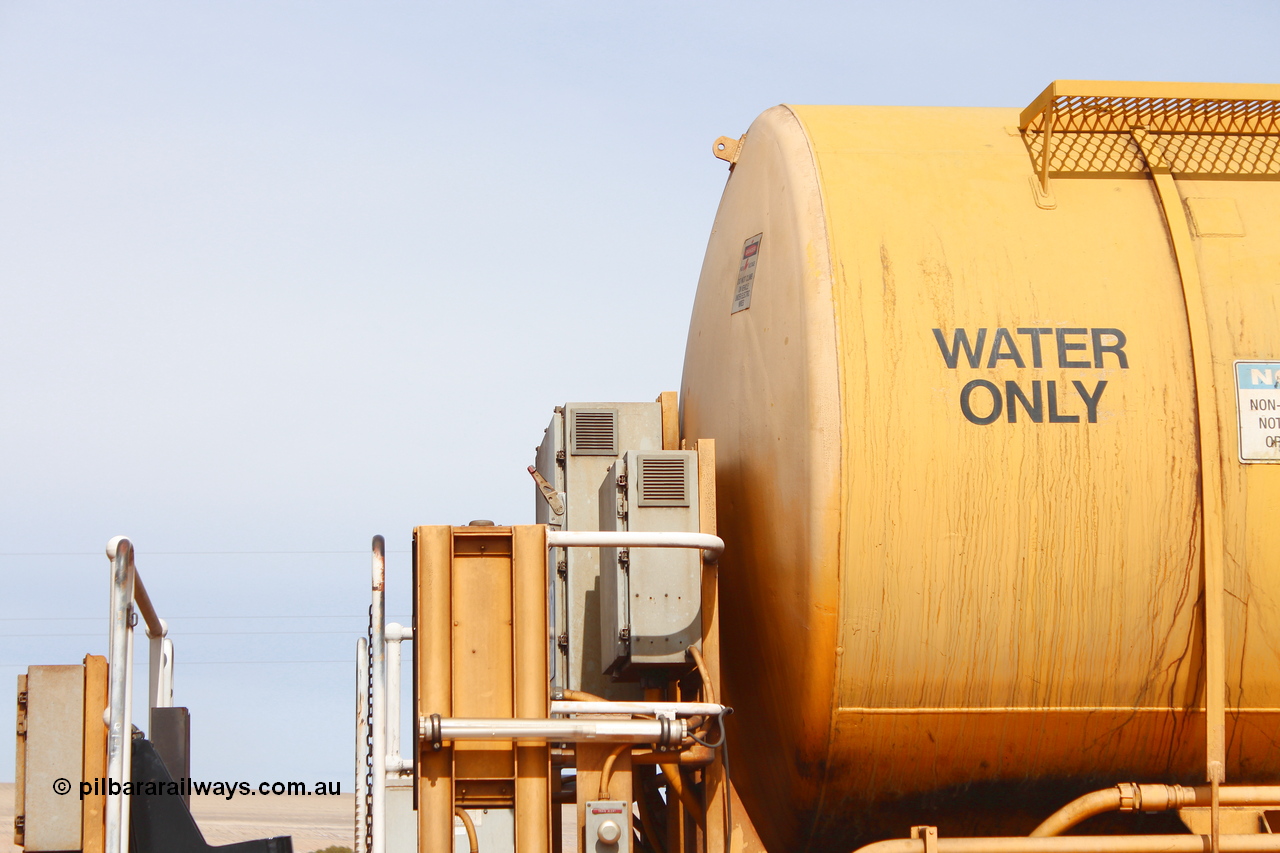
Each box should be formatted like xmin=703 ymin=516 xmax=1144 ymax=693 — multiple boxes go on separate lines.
xmin=636 ymin=455 xmax=690 ymax=507
xmin=569 ymin=408 xmax=618 ymax=456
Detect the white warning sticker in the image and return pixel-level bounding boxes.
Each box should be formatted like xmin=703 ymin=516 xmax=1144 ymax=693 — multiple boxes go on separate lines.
xmin=731 ymin=233 xmax=762 ymax=314
xmin=1235 ymin=360 xmax=1280 ymax=463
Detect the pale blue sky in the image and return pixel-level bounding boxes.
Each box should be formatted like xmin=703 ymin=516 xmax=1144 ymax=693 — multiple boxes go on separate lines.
xmin=2 ymin=1 xmax=1277 ymax=786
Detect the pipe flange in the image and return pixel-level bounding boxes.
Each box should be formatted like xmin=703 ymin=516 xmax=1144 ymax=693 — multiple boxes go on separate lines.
xmin=655 ymin=717 xmax=685 ymax=749
xmin=429 ymin=713 xmax=443 ymax=751
xmin=1118 ymin=782 xmax=1139 ymax=811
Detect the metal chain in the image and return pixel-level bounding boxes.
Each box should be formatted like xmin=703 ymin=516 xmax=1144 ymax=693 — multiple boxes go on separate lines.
xmin=364 ymin=605 xmax=374 ymax=853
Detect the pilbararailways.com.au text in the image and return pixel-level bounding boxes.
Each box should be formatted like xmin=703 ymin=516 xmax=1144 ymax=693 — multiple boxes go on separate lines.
xmin=73 ymin=778 xmax=342 ymax=800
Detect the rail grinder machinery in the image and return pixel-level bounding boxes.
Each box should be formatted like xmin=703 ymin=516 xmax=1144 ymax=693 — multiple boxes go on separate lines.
xmin=362 ymin=79 xmax=1280 ymax=853
xmin=13 ymin=78 xmax=1280 ymax=853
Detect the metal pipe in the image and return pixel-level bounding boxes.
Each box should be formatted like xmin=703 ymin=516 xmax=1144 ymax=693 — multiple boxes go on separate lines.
xmin=631 ymin=745 xmax=715 ymax=767
xmin=560 ymin=689 xmax=606 ymax=702
xmin=551 ymin=700 xmax=726 ymax=717
xmin=454 ymin=808 xmax=479 ymax=853
xmin=852 ymin=835 xmax=1280 ymax=853
xmin=122 ymin=618 xmax=133 ymax=844
xmin=551 ymin=745 xmax=716 ymax=767
xmin=158 ymin=638 xmax=174 ymax=709
xmin=1032 ymin=785 xmax=1280 ymax=837
xmin=659 ymin=763 xmax=705 ymax=830
xmin=383 ymin=623 xmax=414 ymax=777
xmin=148 ymin=631 xmax=173 ymax=710
xmin=1031 ymin=789 xmax=1133 ymax=838
xmin=599 ymin=743 xmax=630 ymax=799
xmin=131 ymin=571 xmax=166 ymax=640
xmin=385 ymin=623 xmax=401 ymax=776
xmin=545 ymin=530 xmax=725 ymax=563
xmin=355 ymin=637 xmax=369 ymax=853
xmin=369 ymin=536 xmax=387 ymax=853
xmin=1213 ymin=779 xmax=1222 ymax=853
xmin=105 ymin=537 xmax=134 ymax=853
xmin=104 ymin=537 xmax=176 ymax=853
xmin=688 ymin=645 xmax=716 ymax=704
xmin=423 ymin=716 xmax=686 ymax=745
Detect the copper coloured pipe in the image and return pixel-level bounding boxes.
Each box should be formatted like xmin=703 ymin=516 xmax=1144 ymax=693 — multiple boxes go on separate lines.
xmin=561 ymin=688 xmax=607 ymax=703
xmin=659 ymin=764 xmax=705 ymax=830
xmin=853 ymin=835 xmax=1280 ymax=853
xmin=453 ymin=808 xmax=478 ymax=853
xmin=1031 ymin=784 xmax=1280 ymax=837
xmin=688 ymin=645 xmax=716 ymax=704
xmin=598 ymin=744 xmax=630 ymax=800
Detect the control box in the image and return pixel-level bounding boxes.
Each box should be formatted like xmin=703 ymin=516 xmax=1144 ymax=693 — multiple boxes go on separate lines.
xmin=584 ymin=800 xmax=630 ymax=853
xmin=598 ymin=450 xmax=702 ymax=677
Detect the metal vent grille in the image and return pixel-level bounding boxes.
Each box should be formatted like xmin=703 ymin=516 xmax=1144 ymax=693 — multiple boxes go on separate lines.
xmin=1022 ymin=131 xmax=1280 ymax=177
xmin=1018 ymin=81 xmax=1280 ymax=178
xmin=636 ymin=455 xmax=690 ymax=507
xmin=1021 ymin=89 xmax=1280 ymax=136
xmin=570 ymin=408 xmax=618 ymax=456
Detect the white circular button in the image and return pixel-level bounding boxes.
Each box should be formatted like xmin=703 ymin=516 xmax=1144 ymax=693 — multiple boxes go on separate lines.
xmin=597 ymin=819 xmax=622 ymax=844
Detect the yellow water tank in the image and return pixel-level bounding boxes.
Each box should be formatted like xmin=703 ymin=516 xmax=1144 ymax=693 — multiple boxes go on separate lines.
xmin=679 ymin=82 xmax=1280 ymax=852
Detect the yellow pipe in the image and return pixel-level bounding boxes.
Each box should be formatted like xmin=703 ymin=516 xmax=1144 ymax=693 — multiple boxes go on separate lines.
xmin=1030 ymin=789 xmax=1131 ymax=837
xmin=562 ymin=688 xmax=607 ymax=703
xmin=852 ymin=836 xmax=1280 ymax=853
xmin=659 ymin=764 xmax=705 ymax=830
xmin=598 ymin=743 xmax=630 ymax=800
xmin=688 ymin=645 xmax=716 ymax=704
xmin=1129 ymin=127 xmax=1229 ymax=793
xmin=454 ymin=808 xmax=478 ymax=853
xmin=631 ymin=745 xmax=715 ymax=766
xmin=634 ymin=770 xmax=666 ymax=853
xmin=1032 ymin=785 xmax=1280 ymax=837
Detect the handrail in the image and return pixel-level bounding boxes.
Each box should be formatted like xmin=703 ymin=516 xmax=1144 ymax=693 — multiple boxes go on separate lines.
xmin=545 ymin=530 xmax=725 ymax=563
xmin=354 ymin=637 xmax=369 ymax=853
xmin=420 ymin=716 xmax=687 ymax=745
xmin=369 ymin=536 xmax=387 ymax=853
xmin=551 ymin=700 xmax=727 ymax=717
xmin=360 ymin=536 xmax=415 ymax=853
xmin=384 ymin=623 xmax=414 ymax=776
xmin=103 ymin=536 xmax=175 ymax=853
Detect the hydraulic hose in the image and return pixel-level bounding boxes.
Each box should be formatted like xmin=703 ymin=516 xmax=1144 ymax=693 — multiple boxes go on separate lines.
xmin=454 ymin=808 xmax=478 ymax=853
xmin=659 ymin=764 xmax=706 ymax=830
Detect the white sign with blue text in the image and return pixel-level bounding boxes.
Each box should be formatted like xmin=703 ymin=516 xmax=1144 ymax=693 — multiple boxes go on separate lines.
xmin=1235 ymin=360 xmax=1280 ymax=462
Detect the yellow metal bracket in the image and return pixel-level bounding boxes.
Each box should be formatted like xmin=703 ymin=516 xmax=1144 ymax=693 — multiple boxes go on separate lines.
xmin=1018 ymin=80 xmax=1280 ymax=197
xmin=1128 ymin=125 xmax=1228 ymax=799
xmin=1014 ymin=76 xmax=1279 ymax=853
xmin=911 ymin=825 xmax=939 ymax=853
xmin=713 ymin=134 xmax=746 ymax=166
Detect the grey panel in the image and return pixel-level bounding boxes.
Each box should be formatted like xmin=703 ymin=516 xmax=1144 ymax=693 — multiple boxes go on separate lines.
xmin=453 ymin=807 xmax=514 ymax=853
xmin=533 ymin=413 xmax=565 ymax=528
xmin=569 ymin=409 xmax=618 ymax=456
xmin=635 ymin=455 xmax=691 ymax=507
xmin=149 ymin=707 xmax=191 ymax=806
xmin=598 ymin=460 xmax=630 ymax=672
xmin=386 ymin=783 xmax=417 ymax=853
xmin=535 ymin=412 xmax=568 ymax=691
xmin=599 ymin=451 xmax=702 ymax=676
xmin=560 ymin=402 xmax=660 ymax=696
xmin=584 ymin=801 xmax=630 ymax=853
xmin=23 ymin=665 xmax=84 ymax=853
